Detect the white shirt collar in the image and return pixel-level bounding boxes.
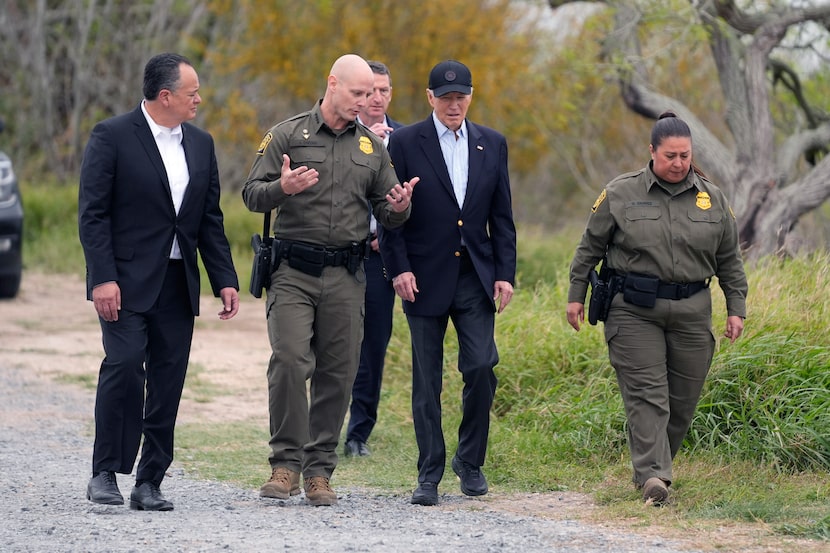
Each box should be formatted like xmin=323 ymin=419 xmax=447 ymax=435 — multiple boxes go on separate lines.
xmin=356 ymin=114 xmax=389 ymax=128
xmin=141 ymin=100 xmax=182 ymax=142
xmin=432 ymin=112 xmax=466 ymax=139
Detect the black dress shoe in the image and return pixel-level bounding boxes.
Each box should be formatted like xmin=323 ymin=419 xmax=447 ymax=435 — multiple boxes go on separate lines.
xmin=344 ymin=439 xmax=371 ymax=457
xmin=129 ymin=482 xmax=174 ymax=511
xmin=87 ymin=471 xmax=124 ymax=505
xmin=410 ymin=482 xmax=439 ymax=506
xmin=451 ymin=454 xmax=488 ymax=496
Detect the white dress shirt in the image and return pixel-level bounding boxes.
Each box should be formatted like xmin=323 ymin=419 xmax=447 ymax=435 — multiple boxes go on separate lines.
xmin=141 ymin=101 xmax=190 ymax=259
xmin=433 ymin=113 xmax=468 ymax=209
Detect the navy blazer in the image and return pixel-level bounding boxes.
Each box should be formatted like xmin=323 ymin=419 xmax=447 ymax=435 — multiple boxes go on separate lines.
xmin=380 ymin=116 xmax=516 ymax=317
xmin=79 ymin=105 xmax=238 ymax=316
xmin=387 ymin=116 xmax=404 ymax=132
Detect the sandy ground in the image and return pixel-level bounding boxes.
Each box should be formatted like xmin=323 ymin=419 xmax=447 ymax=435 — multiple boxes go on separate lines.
xmin=2 ymin=272 xmax=828 ymax=553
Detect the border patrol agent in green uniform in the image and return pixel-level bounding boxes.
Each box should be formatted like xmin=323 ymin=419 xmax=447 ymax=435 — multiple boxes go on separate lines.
xmin=566 ymin=112 xmax=747 ymax=505
xmin=242 ymin=54 xmax=418 ymax=507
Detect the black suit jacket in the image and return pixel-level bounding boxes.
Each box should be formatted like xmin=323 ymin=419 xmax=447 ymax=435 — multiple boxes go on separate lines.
xmin=380 ymin=116 xmax=516 ymax=317
xmin=79 ymin=105 xmax=238 ymax=315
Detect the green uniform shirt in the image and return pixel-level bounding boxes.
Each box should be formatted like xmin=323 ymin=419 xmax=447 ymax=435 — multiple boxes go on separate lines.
xmin=242 ymin=101 xmax=409 ymax=247
xmin=568 ymin=164 xmax=747 ymax=318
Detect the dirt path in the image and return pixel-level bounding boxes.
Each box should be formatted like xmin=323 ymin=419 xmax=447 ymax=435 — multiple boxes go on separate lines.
xmin=2 ymin=272 xmax=826 ymax=553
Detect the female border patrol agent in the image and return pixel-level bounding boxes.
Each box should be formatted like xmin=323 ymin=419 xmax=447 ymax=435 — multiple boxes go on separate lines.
xmin=566 ymin=111 xmax=747 ymax=505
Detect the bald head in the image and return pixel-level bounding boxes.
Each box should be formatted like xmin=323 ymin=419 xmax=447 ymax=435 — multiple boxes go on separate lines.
xmin=321 ymin=54 xmax=375 ymax=130
xmin=330 ymin=54 xmax=374 ymax=83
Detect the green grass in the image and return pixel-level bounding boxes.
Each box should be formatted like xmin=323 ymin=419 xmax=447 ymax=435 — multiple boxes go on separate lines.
xmin=54 ymin=372 xmax=98 ymax=391
xmin=23 ymin=181 xmax=830 ymax=541
xmin=182 ymin=362 xmax=229 ymax=404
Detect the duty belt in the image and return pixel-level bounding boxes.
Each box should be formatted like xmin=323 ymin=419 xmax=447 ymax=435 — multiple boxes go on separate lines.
xmin=654 ymin=280 xmax=709 ymax=300
xmin=610 ymin=272 xmax=709 ymax=300
xmin=279 ymin=240 xmax=353 ymax=267
xmin=277 ymin=239 xmax=368 ymax=277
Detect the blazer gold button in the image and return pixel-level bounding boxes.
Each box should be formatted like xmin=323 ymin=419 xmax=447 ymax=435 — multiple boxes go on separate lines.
xmin=457 ymin=220 xmax=463 ymax=226
xmin=455 ymin=251 xmax=462 ymax=257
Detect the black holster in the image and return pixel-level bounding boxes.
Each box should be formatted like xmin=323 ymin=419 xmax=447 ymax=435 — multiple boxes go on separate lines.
xmin=249 ymin=210 xmax=281 ymax=298
xmin=587 ymin=262 xmax=616 ymax=325
xmin=250 ymin=234 xmax=280 ymax=298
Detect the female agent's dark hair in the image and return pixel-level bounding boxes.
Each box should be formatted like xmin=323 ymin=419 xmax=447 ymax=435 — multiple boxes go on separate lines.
xmin=651 ymin=110 xmax=707 ymax=177
xmin=650 ymin=110 xmax=691 ymax=149
xmin=143 ymin=53 xmax=192 ymax=101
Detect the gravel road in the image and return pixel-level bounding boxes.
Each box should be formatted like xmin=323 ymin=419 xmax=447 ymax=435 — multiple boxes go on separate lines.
xmin=0 ymin=362 xmax=707 ymax=553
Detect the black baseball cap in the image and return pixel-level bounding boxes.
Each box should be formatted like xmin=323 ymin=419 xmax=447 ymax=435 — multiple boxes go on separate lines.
xmin=428 ymin=60 xmax=472 ymax=97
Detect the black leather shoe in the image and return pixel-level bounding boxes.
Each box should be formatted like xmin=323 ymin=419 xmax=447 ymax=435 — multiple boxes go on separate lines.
xmin=344 ymin=439 xmax=371 ymax=457
xmin=410 ymin=482 xmax=439 ymax=506
xmin=129 ymin=482 xmax=174 ymax=511
xmin=451 ymin=454 xmax=488 ymax=496
xmin=86 ymin=471 xmax=124 ymax=505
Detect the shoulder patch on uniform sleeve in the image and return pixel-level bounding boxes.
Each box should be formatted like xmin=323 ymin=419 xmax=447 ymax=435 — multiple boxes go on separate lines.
xmin=256 ymin=132 xmax=272 ymax=156
xmin=591 ymin=189 xmax=607 ymax=213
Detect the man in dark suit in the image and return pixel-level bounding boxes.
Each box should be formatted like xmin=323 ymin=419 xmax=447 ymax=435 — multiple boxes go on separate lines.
xmin=345 ymin=60 xmax=405 ymax=458
xmin=379 ymin=60 xmax=517 ymax=506
xmin=78 ymin=52 xmax=239 ymax=511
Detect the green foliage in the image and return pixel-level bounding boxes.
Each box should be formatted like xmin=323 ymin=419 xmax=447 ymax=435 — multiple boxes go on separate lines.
xmin=688 ymin=254 xmax=830 ymax=472
xmin=515 ymin=224 xmax=581 ymax=288
xmin=691 ymin=333 xmax=830 ymax=471
xmin=176 ymin=423 xmax=272 ymax=485
xmin=779 ymin=514 xmax=830 ymax=541
xmin=216 ymin=192 xmax=258 ymax=289
xmin=20 ymin=178 xmax=85 ymax=275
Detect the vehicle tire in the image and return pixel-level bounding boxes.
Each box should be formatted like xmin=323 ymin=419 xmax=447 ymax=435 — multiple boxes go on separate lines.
xmin=0 ymin=270 xmax=21 ymax=298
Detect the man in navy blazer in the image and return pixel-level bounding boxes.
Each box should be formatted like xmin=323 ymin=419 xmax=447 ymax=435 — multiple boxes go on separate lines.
xmin=379 ymin=60 xmax=517 ymax=506
xmin=79 ymin=53 xmax=239 ymax=511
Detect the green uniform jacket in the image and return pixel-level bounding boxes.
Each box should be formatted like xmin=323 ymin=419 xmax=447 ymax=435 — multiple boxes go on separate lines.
xmin=242 ymin=101 xmax=409 ymax=246
xmin=568 ymin=164 xmax=747 ymax=318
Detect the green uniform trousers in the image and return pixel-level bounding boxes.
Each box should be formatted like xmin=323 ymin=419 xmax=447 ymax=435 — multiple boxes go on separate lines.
xmin=265 ymin=263 xmax=365 ymax=479
xmin=604 ymin=288 xmax=715 ymax=487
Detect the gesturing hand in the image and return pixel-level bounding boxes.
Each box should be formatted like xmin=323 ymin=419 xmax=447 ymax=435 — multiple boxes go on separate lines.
xmin=386 ymin=176 xmax=419 ymax=212
xmin=280 ymin=154 xmax=319 ymax=196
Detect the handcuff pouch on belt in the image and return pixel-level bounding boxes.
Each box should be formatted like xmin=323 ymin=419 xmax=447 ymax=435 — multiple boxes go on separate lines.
xmin=621 ymin=273 xmax=660 ymax=308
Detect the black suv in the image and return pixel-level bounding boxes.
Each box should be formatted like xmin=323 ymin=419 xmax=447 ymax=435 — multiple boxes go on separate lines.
xmin=0 ymin=118 xmax=23 ymax=298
